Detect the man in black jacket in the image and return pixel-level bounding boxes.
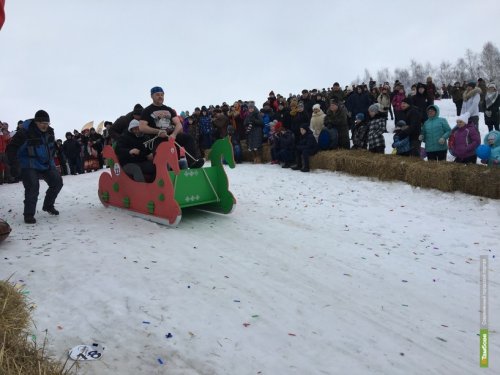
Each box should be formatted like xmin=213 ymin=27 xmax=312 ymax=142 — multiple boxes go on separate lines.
xmin=291 ymin=123 xmax=318 ymax=172
xmin=115 ymin=119 xmax=155 ymax=181
xmin=401 ymin=98 xmax=423 ymax=157
xmin=62 ymin=132 xmax=83 ymax=174
xmin=109 ymin=103 xmax=143 ymax=143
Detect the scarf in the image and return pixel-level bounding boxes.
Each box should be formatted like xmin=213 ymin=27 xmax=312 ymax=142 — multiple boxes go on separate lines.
xmin=485 ymin=91 xmax=498 ymax=109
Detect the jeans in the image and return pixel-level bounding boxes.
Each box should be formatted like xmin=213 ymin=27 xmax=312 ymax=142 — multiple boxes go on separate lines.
xmin=21 ymin=168 xmax=63 ymax=216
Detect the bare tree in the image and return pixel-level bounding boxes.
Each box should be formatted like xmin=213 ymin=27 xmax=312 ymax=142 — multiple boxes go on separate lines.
xmin=394 ymin=68 xmax=411 ymax=89
xmin=376 ymin=68 xmax=392 ymax=85
xmin=350 ymin=42 xmax=500 ymax=88
xmin=464 ymin=48 xmax=482 ymax=80
xmin=410 ymin=59 xmax=426 ymax=84
xmin=454 ymin=58 xmax=470 ymax=83
xmin=424 ymin=62 xmax=435 ymax=80
xmin=438 ymin=61 xmax=454 ymax=85
xmin=480 ymin=41 xmax=500 ymax=83
xmin=362 ymin=68 xmax=372 ymax=85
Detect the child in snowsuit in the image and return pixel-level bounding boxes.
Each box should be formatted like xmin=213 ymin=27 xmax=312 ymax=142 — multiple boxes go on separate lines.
xmin=392 ymin=120 xmax=411 ymax=156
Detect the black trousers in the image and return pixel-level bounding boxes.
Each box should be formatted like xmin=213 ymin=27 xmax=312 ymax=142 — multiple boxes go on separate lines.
xmin=426 ymin=150 xmax=447 ymax=161
xmin=154 ymin=133 xmax=198 ymax=166
xmin=21 ymin=168 xmax=63 ymax=216
xmin=454 ymin=155 xmax=477 ymax=164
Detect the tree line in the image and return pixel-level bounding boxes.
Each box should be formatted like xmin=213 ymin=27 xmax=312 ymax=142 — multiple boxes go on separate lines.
xmin=356 ymin=41 xmax=500 ymax=89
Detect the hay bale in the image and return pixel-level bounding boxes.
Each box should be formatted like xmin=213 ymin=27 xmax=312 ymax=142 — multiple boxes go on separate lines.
xmin=0 ymin=280 xmax=76 ymax=375
xmin=0 ymin=281 xmax=30 ymax=342
xmin=377 ymin=155 xmax=422 ymax=181
xmin=342 ymin=150 xmax=380 ymax=178
xmin=405 ymin=160 xmax=455 ymax=192
xmin=310 ymin=150 xmax=339 ymax=170
xmin=452 ymin=164 xmax=500 ymax=199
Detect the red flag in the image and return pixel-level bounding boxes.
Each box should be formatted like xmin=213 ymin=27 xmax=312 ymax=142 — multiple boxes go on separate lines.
xmin=0 ymin=0 xmax=5 ymax=30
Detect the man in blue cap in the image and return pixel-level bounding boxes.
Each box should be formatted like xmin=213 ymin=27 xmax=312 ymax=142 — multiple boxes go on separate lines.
xmin=139 ymin=86 xmax=204 ymax=168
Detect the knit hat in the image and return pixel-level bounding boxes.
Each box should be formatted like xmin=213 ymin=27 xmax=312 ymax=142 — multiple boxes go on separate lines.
xmin=150 ymin=86 xmax=164 ymax=95
xmin=274 ymin=121 xmax=283 ymax=132
xmin=128 ymin=119 xmax=140 ymax=131
xmin=396 ymin=120 xmax=407 ymax=127
xmin=401 ymin=97 xmax=411 ymax=105
xmin=355 ymin=113 xmax=365 ymax=121
xmin=299 ymin=123 xmax=310 ymax=130
xmin=133 ymin=103 xmax=143 ymax=116
xmin=312 ymin=103 xmax=321 ymax=111
xmin=368 ymin=103 xmax=380 ymax=113
xmin=34 ymin=110 xmax=50 ymax=122
xmin=457 ymin=112 xmax=470 ymax=124
xmin=488 ymin=83 xmax=497 ymax=90
xmin=466 ymin=81 xmax=476 ymax=89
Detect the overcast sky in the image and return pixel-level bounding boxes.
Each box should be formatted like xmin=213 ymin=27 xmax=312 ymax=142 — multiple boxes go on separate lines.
xmin=1 ymin=0 xmax=499 ymax=139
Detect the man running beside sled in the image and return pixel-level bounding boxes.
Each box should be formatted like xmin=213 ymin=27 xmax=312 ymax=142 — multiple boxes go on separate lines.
xmin=139 ymin=86 xmax=204 ymax=168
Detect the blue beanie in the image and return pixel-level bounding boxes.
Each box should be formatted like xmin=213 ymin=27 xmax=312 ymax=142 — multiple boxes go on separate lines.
xmin=151 ymin=86 xmax=164 ymax=95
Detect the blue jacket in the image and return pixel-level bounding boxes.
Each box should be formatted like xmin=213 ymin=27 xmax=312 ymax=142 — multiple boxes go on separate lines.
xmin=392 ymin=133 xmax=410 ymax=154
xmin=484 ymin=131 xmax=500 ymax=166
xmin=7 ymin=119 xmax=56 ymax=171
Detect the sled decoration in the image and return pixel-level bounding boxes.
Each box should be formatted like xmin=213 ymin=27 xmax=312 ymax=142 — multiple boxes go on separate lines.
xmin=97 ymin=137 xmax=236 ymax=225
xmin=68 ymin=343 xmax=105 ymax=361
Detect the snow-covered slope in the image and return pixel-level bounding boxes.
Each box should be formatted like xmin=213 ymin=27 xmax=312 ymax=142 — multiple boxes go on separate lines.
xmin=1 ymin=162 xmax=499 ymax=374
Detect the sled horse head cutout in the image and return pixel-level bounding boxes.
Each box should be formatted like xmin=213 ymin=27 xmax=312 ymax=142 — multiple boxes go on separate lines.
xmin=208 ymin=136 xmax=235 ymax=168
xmin=154 ymin=138 xmax=181 ymax=175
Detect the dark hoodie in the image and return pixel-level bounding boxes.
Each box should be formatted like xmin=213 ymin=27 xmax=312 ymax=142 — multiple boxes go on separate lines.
xmin=410 ymin=83 xmax=429 ymax=121
xmin=296 ymin=125 xmax=318 ymax=155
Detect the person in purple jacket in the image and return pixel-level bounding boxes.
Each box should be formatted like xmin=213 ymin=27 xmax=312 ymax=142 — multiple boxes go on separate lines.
xmin=449 ymin=112 xmax=481 ymax=164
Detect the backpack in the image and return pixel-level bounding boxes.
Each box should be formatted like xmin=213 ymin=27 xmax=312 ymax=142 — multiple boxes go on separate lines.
xmin=317 ymin=128 xmax=330 ymax=150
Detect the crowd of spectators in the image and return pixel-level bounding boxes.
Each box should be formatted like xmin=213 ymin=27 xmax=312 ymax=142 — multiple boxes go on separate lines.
xmin=1 ymin=76 xmax=499 ymax=183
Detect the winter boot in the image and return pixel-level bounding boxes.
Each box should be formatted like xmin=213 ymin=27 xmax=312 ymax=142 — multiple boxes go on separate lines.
xmin=291 ymin=156 xmax=302 ymax=170
xmin=24 ymin=215 xmax=36 ymax=224
xmin=43 ymin=206 xmax=60 ymax=215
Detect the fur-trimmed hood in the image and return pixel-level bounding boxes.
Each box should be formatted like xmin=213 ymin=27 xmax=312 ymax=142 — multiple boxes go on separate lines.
xmin=463 ymin=87 xmax=482 ymax=101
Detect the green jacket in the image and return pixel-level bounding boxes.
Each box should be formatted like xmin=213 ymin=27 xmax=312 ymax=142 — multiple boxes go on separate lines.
xmin=422 ymin=105 xmax=451 ymax=152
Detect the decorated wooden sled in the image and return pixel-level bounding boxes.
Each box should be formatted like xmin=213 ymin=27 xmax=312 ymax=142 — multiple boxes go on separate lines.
xmin=97 ymin=137 xmax=236 ymax=225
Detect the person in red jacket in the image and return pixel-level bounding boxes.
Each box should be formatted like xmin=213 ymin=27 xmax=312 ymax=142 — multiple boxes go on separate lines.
xmin=0 ymin=122 xmax=14 ymax=184
xmin=0 ymin=0 xmax=5 ymax=30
